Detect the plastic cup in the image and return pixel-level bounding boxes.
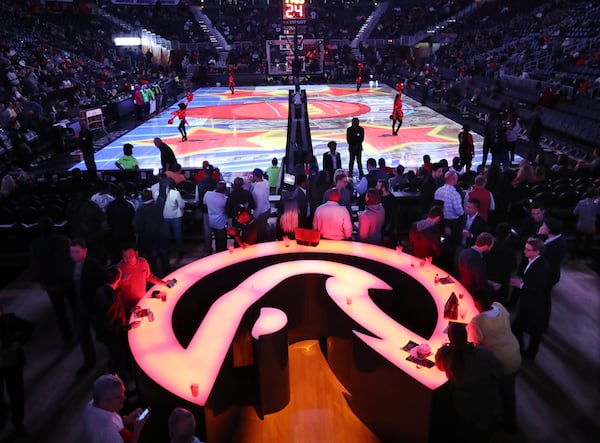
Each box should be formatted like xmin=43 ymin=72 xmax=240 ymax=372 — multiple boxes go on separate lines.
xmin=228 ymin=245 xmax=234 ymax=254
xmin=161 ymin=293 xmax=167 ymax=302
xmin=396 ymin=245 xmax=403 ymax=254
xmin=346 ymin=296 xmax=352 ymax=306
xmin=190 ymin=383 xmax=199 ymax=397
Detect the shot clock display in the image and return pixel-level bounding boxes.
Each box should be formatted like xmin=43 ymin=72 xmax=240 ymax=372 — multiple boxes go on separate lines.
xmin=282 ymin=0 xmax=307 ymax=25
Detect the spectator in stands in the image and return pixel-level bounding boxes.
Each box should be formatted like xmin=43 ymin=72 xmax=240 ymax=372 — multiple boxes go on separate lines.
xmin=79 ymin=120 xmax=96 ymax=177
xmin=0 ymin=303 xmax=33 ymax=441
xmin=82 ymin=374 xmax=147 ymax=443
xmin=356 ymin=158 xmax=388 ymax=195
xmin=378 ymin=158 xmax=394 ymax=176
xmin=388 ymin=164 xmax=408 ymax=190
xmin=251 ymin=168 xmax=271 ymax=242
xmin=512 ymin=159 xmax=534 ymax=186
xmin=166 ymin=163 xmax=186 ymax=185
xmin=575 ymin=147 xmax=600 ymax=172
xmin=358 ymin=188 xmax=385 ymax=245
xmin=114 ymin=143 xmax=139 ymax=171
xmin=7 ymin=119 xmax=34 ymax=169
xmin=346 ymin=117 xmax=365 ymax=178
xmin=168 ymin=407 xmax=204 ymax=443
xmin=549 ymin=154 xmax=571 ymax=178
xmin=313 ymin=189 xmax=353 ymax=241
xmin=573 ymin=187 xmax=600 ymax=262
xmin=203 ymin=181 xmax=229 ymax=253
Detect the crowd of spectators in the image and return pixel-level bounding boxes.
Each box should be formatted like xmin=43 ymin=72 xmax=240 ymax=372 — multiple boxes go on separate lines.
xmin=2 ymin=137 xmax=598 ymax=440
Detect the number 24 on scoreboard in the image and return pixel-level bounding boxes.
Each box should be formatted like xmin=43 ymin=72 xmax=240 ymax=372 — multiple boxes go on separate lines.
xmin=283 ymin=0 xmax=306 ymax=20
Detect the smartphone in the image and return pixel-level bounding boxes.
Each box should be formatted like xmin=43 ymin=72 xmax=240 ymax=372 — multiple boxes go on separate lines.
xmin=137 ymin=407 xmax=150 ymax=421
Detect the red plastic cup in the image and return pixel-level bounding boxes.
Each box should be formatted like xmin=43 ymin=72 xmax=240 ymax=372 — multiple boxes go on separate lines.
xmin=190 ymin=383 xmax=199 ymax=397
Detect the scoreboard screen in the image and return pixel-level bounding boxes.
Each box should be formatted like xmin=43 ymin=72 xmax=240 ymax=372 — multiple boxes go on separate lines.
xmin=282 ymin=0 xmax=307 ymax=25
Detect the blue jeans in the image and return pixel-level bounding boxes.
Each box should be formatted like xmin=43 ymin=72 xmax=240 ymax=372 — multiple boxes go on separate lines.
xmin=165 ymin=217 xmax=184 ymax=255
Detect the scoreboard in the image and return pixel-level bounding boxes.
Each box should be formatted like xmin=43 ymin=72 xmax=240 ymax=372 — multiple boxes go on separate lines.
xmin=282 ymin=0 xmax=307 ymax=25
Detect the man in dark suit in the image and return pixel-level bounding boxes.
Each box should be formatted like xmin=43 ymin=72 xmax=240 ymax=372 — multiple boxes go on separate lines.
xmin=69 ymin=238 xmax=104 ymax=375
xmin=346 ymin=117 xmax=365 ymax=178
xmin=293 ymin=173 xmax=310 ymax=228
xmin=460 ymin=199 xmax=490 ymax=248
xmin=485 ymin=223 xmax=518 ymax=307
xmin=539 ymin=218 xmax=567 ymax=288
xmin=322 ymin=141 xmax=342 ymax=185
xmin=516 ymin=202 xmax=545 ymax=244
xmin=457 ymin=232 xmax=495 ymax=297
xmin=510 ymin=238 xmax=552 ymax=360
xmin=133 ymin=189 xmax=169 ymax=276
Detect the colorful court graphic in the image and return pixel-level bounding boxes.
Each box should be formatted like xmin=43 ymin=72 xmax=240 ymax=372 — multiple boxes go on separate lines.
xmin=74 ymin=84 xmax=487 ymax=178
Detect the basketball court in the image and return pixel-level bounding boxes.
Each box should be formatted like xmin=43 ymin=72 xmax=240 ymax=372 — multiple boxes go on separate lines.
xmin=72 ymin=83 xmax=485 ymax=179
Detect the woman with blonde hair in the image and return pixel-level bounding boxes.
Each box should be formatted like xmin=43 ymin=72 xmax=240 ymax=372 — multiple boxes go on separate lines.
xmin=276 ymin=198 xmax=299 ymax=240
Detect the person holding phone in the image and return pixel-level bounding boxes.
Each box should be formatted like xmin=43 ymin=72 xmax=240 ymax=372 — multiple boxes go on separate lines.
xmin=83 ymin=374 xmax=148 ymax=443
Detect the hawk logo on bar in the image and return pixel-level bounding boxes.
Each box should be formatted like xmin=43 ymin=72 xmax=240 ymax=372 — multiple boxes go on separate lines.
xmin=129 ymin=243 xmax=466 ymax=405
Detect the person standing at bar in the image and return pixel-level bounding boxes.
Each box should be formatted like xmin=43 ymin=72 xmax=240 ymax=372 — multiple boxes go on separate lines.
xmin=467 ymin=289 xmax=521 ymax=433
xmin=510 ymin=237 xmax=552 ymax=360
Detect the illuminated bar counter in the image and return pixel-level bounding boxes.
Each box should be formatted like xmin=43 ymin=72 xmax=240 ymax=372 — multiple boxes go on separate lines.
xmin=129 ymin=240 xmax=474 ymax=442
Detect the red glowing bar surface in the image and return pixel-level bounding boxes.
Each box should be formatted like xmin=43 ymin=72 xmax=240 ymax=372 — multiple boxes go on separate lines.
xmin=129 ymin=240 xmax=474 ymax=405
